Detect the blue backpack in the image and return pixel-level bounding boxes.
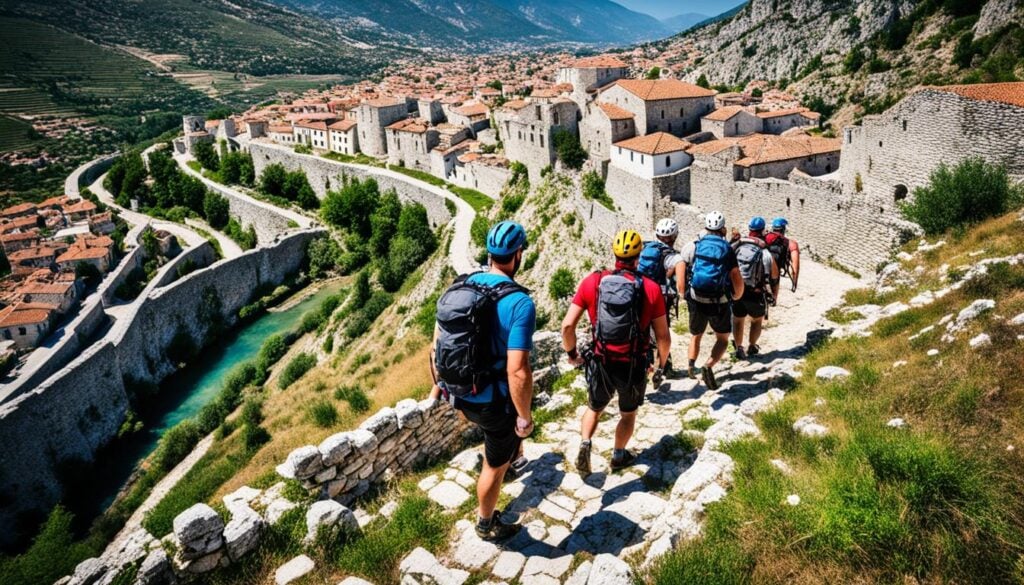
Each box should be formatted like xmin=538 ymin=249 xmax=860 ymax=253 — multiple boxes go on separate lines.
xmin=637 ymin=241 xmax=672 ymax=286
xmin=689 ymin=236 xmax=731 ymax=298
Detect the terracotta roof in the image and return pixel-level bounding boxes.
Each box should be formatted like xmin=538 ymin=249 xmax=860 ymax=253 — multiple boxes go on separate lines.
xmin=18 ymin=281 xmax=73 ymax=295
xmin=63 ymin=200 xmax=96 ymax=214
xmin=364 ymin=97 xmax=405 ymax=108
xmin=571 ymin=56 xmax=629 ymax=69
xmin=703 ymin=106 xmax=748 ymax=121
xmin=458 ymin=152 xmax=481 ymax=164
xmin=8 ymin=246 xmax=58 ymax=262
xmin=453 ymin=103 xmax=489 ymax=117
xmin=731 ymin=134 xmax=841 ymax=167
xmin=597 ymin=102 xmax=634 ymax=120
xmin=285 ymin=112 xmax=336 ymax=123
xmin=328 ymin=120 xmax=357 ymax=131
xmin=613 ymin=79 xmax=715 ymax=101
xmin=2 ymin=202 xmax=36 ymax=216
xmin=688 ymin=137 xmax=742 ymax=156
xmin=477 ymin=87 xmax=501 ymax=95
xmin=502 ymin=100 xmax=530 ymax=111
xmin=756 ymin=107 xmax=818 ymax=119
xmin=530 ymin=88 xmax=562 ymax=98
xmin=930 ymin=82 xmax=1024 ymax=108
xmin=0 ymin=303 xmax=53 ymax=327
xmin=57 ymin=247 xmax=109 ymax=263
xmin=269 ymin=125 xmax=293 ymax=134
xmin=205 ymin=120 xmax=221 ymax=128
xmin=294 ymin=120 xmax=329 ymax=131
xmin=614 ymin=132 xmax=690 ymax=155
xmin=0 ymin=231 xmax=40 ymax=243
xmin=37 ymin=196 xmax=69 ymax=209
xmin=386 ymin=118 xmax=428 ymax=134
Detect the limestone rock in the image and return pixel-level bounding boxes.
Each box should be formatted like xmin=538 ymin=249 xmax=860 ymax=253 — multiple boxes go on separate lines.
xmin=887 ymin=417 xmax=908 ymax=429
xmin=793 ymin=415 xmax=828 ymax=437
xmin=975 ymin=0 xmax=1022 ymax=37
xmin=399 ymin=547 xmax=469 ymax=584
xmin=277 ymin=445 xmax=323 ymax=480
xmin=360 ymin=407 xmax=397 ymax=437
xmin=223 ymin=485 xmax=262 ymax=515
xmin=224 ymin=508 xmax=265 ymax=561
xmin=449 ymin=449 xmax=483 ymax=473
xmin=565 ymin=560 xmax=592 ymax=585
xmin=265 ymin=498 xmax=298 ymax=525
xmin=815 ymin=366 xmax=850 ymax=381
xmin=1009 ymin=313 xmax=1024 ymax=326
xmin=427 ymin=480 xmax=471 ymax=510
xmin=927 ymin=349 xmax=940 ymax=357
xmin=541 ymin=393 xmax=573 ymax=412
xmin=704 ymin=414 xmax=760 ymax=449
xmin=349 ymin=428 xmax=379 ymax=453
xmin=275 ymin=555 xmax=315 ymax=585
xmin=587 ymin=553 xmax=634 ymax=585
xmin=395 ymin=398 xmax=424 ymax=429
xmin=671 ymin=450 xmax=734 ymax=499
xmin=319 ymin=433 xmax=353 ymax=466
xmin=491 ymin=551 xmax=525 ymax=580
xmin=951 ymin=299 xmax=996 ymax=332
xmin=770 ymin=459 xmax=793 ymax=475
xmin=135 ymin=548 xmax=172 ymax=585
xmin=305 ymin=500 xmax=359 ymax=544
xmin=172 ymin=503 xmax=224 ymax=560
xmin=379 ymin=501 xmax=399 ymax=518
xmin=176 ymin=550 xmax=224 ymax=575
xmin=68 ymin=557 xmax=106 ymax=585
xmin=451 ymin=526 xmax=500 ymax=570
xmin=786 ymin=494 xmax=801 ymax=506
xmin=969 ymin=333 xmax=992 ymax=349
xmin=338 ymin=578 xmax=376 ymax=585
xmin=522 ymin=554 xmax=573 ymax=580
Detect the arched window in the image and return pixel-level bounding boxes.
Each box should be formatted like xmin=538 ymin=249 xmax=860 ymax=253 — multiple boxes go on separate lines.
xmin=553 ymin=111 xmax=560 ymax=125
xmin=894 ymin=184 xmax=908 ymax=201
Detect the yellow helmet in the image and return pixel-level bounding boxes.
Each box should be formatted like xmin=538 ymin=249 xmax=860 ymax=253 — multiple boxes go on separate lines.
xmin=613 ymin=229 xmax=643 ymax=259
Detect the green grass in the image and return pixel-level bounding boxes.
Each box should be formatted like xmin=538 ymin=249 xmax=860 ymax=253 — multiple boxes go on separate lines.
xmin=387 ymin=165 xmax=445 ymax=187
xmin=447 ymin=185 xmax=493 ymax=212
xmin=278 ymin=352 xmax=316 ymax=389
xmin=309 ymin=399 xmax=340 ymax=428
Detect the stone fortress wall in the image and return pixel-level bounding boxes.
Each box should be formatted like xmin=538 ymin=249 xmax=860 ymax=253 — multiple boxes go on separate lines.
xmin=0 ymin=229 xmax=323 ymax=549
xmin=249 ymin=141 xmax=455 ymax=229
xmin=64 ymin=153 xmax=118 ymax=198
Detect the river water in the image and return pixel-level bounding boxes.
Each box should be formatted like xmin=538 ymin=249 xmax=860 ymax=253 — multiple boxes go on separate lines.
xmin=71 ymin=281 xmax=344 ymax=526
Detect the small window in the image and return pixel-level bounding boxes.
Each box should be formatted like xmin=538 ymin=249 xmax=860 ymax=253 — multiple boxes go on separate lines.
xmin=668 ymin=122 xmax=673 ymax=132
xmin=902 ymin=120 xmax=907 ymax=131
xmin=665 ymin=155 xmax=671 ymax=166
xmin=641 ymin=155 xmax=645 ymax=164
xmin=680 ymin=108 xmax=685 ymax=117
xmin=554 ymin=111 xmax=560 ymax=125
xmin=894 ymin=184 xmax=908 ymax=201
xmin=18 ymin=327 xmax=26 ymax=336
xmin=630 ymin=151 xmax=634 ymax=162
xmin=661 ymin=110 xmax=665 ymax=119
xmin=878 ymin=140 xmax=883 ymax=148
xmin=2 ymin=330 xmax=10 ymax=340
xmin=786 ymin=198 xmax=791 ymax=208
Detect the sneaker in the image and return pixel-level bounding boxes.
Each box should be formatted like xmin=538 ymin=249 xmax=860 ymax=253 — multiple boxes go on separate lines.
xmin=576 ymin=441 xmax=592 ymax=477
xmin=734 ymin=346 xmax=747 ymax=360
xmin=504 ymin=456 xmax=528 ymax=482
xmin=701 ymin=366 xmax=720 ymax=390
xmin=748 ymin=344 xmax=761 ymax=356
xmin=610 ymin=450 xmax=637 ymax=471
xmin=687 ymin=366 xmax=700 ymax=379
xmin=475 ymin=511 xmax=520 ymax=541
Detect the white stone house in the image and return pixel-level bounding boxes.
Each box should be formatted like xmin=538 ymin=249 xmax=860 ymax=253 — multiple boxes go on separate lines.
xmin=327 ymin=120 xmax=359 ymax=156
xmin=356 ymin=99 xmax=409 ymax=157
xmin=581 ymin=102 xmax=637 ymax=168
xmin=701 ymin=106 xmax=763 ymax=138
xmin=448 ymin=102 xmax=491 ymax=138
xmin=598 ymin=79 xmax=716 ymax=138
xmin=294 ymin=121 xmax=330 ymax=150
xmin=557 ymin=55 xmax=630 ymax=107
xmin=385 ymin=118 xmax=439 ymax=171
xmin=690 ymin=133 xmax=841 ymax=182
xmin=610 ymin=132 xmax=693 ymax=179
xmin=268 ymin=125 xmax=295 ymax=145
xmin=0 ymin=303 xmax=53 ymax=350
xmin=495 ymin=98 xmax=581 ymax=179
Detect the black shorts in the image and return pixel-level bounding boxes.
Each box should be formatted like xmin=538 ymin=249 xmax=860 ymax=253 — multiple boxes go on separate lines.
xmin=458 ymin=397 xmax=521 ymax=469
xmin=687 ymin=299 xmax=732 ymax=335
xmin=586 ymin=359 xmax=647 ymax=413
xmin=732 ymin=290 xmax=767 ymax=319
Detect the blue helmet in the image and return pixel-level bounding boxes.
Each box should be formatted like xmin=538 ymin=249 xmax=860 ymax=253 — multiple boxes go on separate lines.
xmin=749 ymin=216 xmax=766 ymax=231
xmin=772 ymin=217 xmax=789 ymax=230
xmin=486 ymin=221 xmax=528 ymax=256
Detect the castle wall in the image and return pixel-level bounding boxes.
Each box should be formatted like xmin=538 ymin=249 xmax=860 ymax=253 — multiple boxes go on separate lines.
xmin=65 ymin=154 xmax=118 ymax=199
xmin=356 ymin=104 xmax=408 ymax=157
xmin=452 ymin=162 xmax=509 ymax=199
xmin=250 ymin=141 xmax=453 ymax=229
xmin=0 ymin=230 xmax=321 ymax=548
xmin=838 ymin=90 xmax=1024 ymax=209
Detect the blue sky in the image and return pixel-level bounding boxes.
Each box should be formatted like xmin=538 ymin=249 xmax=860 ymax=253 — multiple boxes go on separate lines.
xmin=614 ymin=0 xmax=747 ymax=20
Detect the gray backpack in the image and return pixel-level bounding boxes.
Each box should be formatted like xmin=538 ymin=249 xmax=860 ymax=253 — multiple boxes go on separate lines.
xmin=733 ymin=238 xmax=766 ymax=291
xmin=593 ymin=270 xmax=644 ymax=361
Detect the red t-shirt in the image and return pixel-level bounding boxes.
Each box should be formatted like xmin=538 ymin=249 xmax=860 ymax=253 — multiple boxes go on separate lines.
xmin=571 ymin=262 xmax=666 ymax=359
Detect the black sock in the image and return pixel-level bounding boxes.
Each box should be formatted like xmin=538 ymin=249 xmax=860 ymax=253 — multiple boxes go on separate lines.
xmin=477 ymin=514 xmax=492 ymax=528
xmin=688 ymin=359 xmax=696 ymax=368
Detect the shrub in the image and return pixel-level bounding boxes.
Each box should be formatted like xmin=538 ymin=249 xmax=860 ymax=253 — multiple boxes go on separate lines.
xmin=335 ymin=385 xmax=371 ymax=413
xmin=152 ymin=420 xmax=201 ymax=472
xmin=193 ymin=140 xmax=220 ymax=172
xmin=260 ymin=163 xmax=288 ymax=197
xmin=581 ymin=171 xmax=614 ymax=210
xmin=202 ymin=191 xmax=230 ymax=229
xmin=553 ymin=129 xmax=586 ymax=170
xmin=309 ymin=399 xmax=339 ymax=428
xmin=471 ymin=214 xmax=490 ymax=248
xmin=501 ymin=191 xmax=526 ymax=215
xmin=0 ymin=506 xmax=97 ymax=585
xmin=412 ymin=292 xmax=440 ymax=336
xmin=278 ymin=353 xmax=316 ymax=389
xmin=549 ymin=268 xmax=575 ymax=300
xmin=901 ymin=157 xmax=1017 ymax=234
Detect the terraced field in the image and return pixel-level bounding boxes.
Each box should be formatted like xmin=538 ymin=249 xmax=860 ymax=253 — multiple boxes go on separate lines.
xmin=0 ymin=115 xmax=38 ymax=152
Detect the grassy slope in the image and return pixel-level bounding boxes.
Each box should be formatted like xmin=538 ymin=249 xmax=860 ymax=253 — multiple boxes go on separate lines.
xmin=650 ymin=211 xmax=1024 ymax=583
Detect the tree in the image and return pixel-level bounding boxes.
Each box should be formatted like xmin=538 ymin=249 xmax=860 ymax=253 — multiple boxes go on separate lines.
xmin=696 ymin=74 xmax=710 ymax=89
xmin=193 ymin=140 xmax=220 ymax=172
xmin=901 ymin=157 xmax=1020 ymax=234
xmin=295 ymin=182 xmax=319 ymax=210
xmin=203 ymin=191 xmax=230 ymax=229
xmin=751 ymin=87 xmax=763 ymax=98
xmin=175 ymin=174 xmax=207 ymax=215
xmin=260 ymin=163 xmax=287 ymax=197
xmin=396 ymin=202 xmax=436 ymax=251
xmin=307 ymin=237 xmax=341 ymax=279
xmin=553 ymin=129 xmax=586 ymax=170
xmin=320 ymin=177 xmax=380 ymax=236
xmin=645 ymin=66 xmax=661 ymax=80
xmin=282 ymin=171 xmax=308 ymax=201
xmin=369 ymin=189 xmax=402 ymax=257
xmin=549 ymin=268 xmax=575 ymax=300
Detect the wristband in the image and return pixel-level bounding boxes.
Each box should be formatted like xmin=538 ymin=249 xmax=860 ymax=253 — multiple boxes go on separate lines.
xmin=566 ymin=347 xmax=579 ymax=360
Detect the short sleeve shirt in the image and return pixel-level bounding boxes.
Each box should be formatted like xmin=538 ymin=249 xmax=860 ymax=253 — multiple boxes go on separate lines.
xmin=680 ymin=234 xmax=739 ymax=303
xmin=571 ymin=267 xmax=666 ymax=358
xmin=459 ymin=272 xmax=536 ymax=404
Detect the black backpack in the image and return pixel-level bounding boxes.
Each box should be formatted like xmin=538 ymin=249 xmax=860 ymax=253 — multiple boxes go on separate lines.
xmin=593 ymin=270 xmax=645 ymax=362
xmin=733 ymin=237 xmax=766 ymax=291
xmin=434 ymin=273 xmax=528 ymax=398
xmin=765 ymin=232 xmax=790 ymax=277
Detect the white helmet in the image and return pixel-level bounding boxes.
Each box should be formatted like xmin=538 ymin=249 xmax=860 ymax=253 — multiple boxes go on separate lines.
xmin=704 ymin=211 xmax=726 ymax=231
xmin=655 ymin=218 xmax=678 ymax=238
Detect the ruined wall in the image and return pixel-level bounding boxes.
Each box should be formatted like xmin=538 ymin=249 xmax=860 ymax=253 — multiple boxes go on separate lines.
xmin=0 ymin=231 xmax=321 ymax=547
xmin=453 ymin=162 xmax=509 ymax=199
xmin=839 ymin=90 xmax=1024 ymax=208
xmin=250 ymin=142 xmax=453 ymax=229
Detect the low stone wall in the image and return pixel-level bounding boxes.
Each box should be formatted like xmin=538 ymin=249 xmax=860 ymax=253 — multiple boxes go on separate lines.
xmin=0 ymin=230 xmax=323 ymax=549
xmin=152 ymin=241 xmax=218 ymax=289
xmin=65 ymin=153 xmax=118 ymax=198
xmin=249 ymin=141 xmax=453 ymax=229
xmin=277 ymin=398 xmax=472 ymax=504
xmin=100 ymin=224 xmax=148 ymax=307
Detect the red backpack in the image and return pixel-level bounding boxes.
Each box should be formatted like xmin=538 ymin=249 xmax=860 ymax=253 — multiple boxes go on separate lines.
xmin=764 ymin=233 xmax=790 ymax=276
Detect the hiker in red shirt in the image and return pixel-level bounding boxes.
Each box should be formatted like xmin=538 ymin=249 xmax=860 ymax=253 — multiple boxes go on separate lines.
xmin=561 ymin=230 xmax=671 ymax=477
xmin=766 ymin=217 xmax=801 ymax=295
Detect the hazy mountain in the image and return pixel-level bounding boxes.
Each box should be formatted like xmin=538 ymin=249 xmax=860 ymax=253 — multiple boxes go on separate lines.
xmin=613 ymin=0 xmax=747 ymax=20
xmin=661 ymin=12 xmax=710 ymax=33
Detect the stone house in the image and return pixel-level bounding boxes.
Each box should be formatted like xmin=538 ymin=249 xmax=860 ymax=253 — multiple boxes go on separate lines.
xmin=17 ymin=280 xmax=78 ymax=314
xmin=1 ymin=203 xmax=36 ymax=220
xmin=385 ymin=118 xmax=439 ymax=171
xmin=7 ymin=245 xmax=61 ymax=277
xmin=447 ymin=102 xmax=491 ymax=138
xmin=0 ymin=302 xmax=54 ymax=349
xmin=327 ymin=120 xmax=359 ymax=156
xmin=605 ymin=132 xmax=694 ymax=228
xmin=690 ymin=133 xmax=841 ymax=181
xmin=610 ymin=132 xmax=693 ymax=179
xmin=268 ymin=125 xmax=295 ymax=145
xmin=581 ymin=102 xmax=637 ymax=169
xmin=181 ymin=115 xmax=214 ymax=156
xmin=55 ymin=235 xmax=114 ymax=273
xmin=701 ymin=106 xmax=763 ymax=138
xmin=756 ymin=108 xmax=820 ymax=135
xmin=62 ymin=199 xmax=97 ymax=222
xmin=418 ymin=98 xmax=446 ymax=125
xmin=356 ymin=99 xmax=409 ymax=157
xmin=294 ymin=120 xmax=331 ymax=150
xmin=451 ymin=154 xmax=511 ymax=197
xmin=88 ymin=212 xmax=116 ymax=235
xmin=0 ymin=230 xmax=41 ymax=254
xmin=598 ymin=79 xmax=716 ymax=138
xmin=495 ymin=98 xmax=580 ymax=179
xmin=430 ymin=140 xmax=475 ymax=182
xmin=557 ymin=56 xmax=630 ymax=107
xmin=0 ymin=216 xmax=40 ymax=236
xmin=838 ymin=82 xmax=1024 ymax=209
xmin=36 ymin=196 xmax=69 ymax=211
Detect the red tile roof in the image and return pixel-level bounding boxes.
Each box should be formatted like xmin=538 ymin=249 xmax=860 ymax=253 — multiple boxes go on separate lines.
xmin=756 ymin=107 xmax=819 ymax=119
xmin=1 ymin=202 xmax=36 ymax=217
xmin=62 ymin=200 xmax=97 ymax=214
xmin=571 ymin=56 xmax=629 ymax=69
xmin=931 ymin=82 xmax=1024 ymax=108
xmin=703 ymin=105 xmax=747 ymax=121
xmin=328 ymin=120 xmax=357 ymax=131
xmin=597 ymin=102 xmax=634 ymax=120
xmin=0 ymin=303 xmax=52 ymax=327
xmin=614 ymin=132 xmax=691 ymax=155
xmin=613 ymin=79 xmax=715 ymax=101
xmin=386 ymin=118 xmax=428 ymax=134
xmin=731 ymin=134 xmax=841 ymax=167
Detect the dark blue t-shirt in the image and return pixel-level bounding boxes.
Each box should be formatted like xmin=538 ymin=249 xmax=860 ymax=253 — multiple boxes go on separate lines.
xmin=457 ymin=272 xmax=536 ymax=403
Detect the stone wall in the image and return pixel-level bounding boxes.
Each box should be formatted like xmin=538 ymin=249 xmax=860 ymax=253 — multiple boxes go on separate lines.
xmin=0 ymin=230 xmax=322 ymax=548
xmin=65 ymin=153 xmax=118 ymax=198
xmin=277 ymin=398 xmax=472 ymax=504
xmin=452 ymin=162 xmax=509 ymax=199
xmin=605 ymin=165 xmax=658 ymax=228
xmin=249 ymin=141 xmax=453 ymax=229
xmin=100 ymin=225 xmax=149 ymax=307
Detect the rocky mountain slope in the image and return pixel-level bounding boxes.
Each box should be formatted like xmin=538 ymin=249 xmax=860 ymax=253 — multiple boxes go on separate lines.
xmin=653 ymin=0 xmax=1024 ymax=127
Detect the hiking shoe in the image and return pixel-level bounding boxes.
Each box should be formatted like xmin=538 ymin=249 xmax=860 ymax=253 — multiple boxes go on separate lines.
xmin=610 ymin=450 xmax=637 ymax=471
xmin=687 ymin=366 xmax=700 ymax=379
xmin=475 ymin=511 xmax=520 ymax=541
xmin=748 ymin=344 xmax=761 ymax=356
xmin=504 ymin=456 xmax=528 ymax=482
xmin=701 ymin=366 xmax=720 ymax=390
xmin=576 ymin=441 xmax=592 ymax=477
xmin=734 ymin=346 xmax=747 ymax=360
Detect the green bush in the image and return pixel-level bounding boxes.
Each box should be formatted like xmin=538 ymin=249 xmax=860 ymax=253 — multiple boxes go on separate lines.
xmin=581 ymin=170 xmax=614 ymax=210
xmin=0 ymin=506 xmax=98 ymax=585
xmin=471 ymin=214 xmax=490 ymax=248
xmin=549 ymin=268 xmax=576 ymax=300
xmin=309 ymin=399 xmax=339 ymax=428
xmin=278 ymin=353 xmax=316 ymax=389
xmin=152 ymin=420 xmax=201 ymax=472
xmin=553 ymin=128 xmax=586 ymax=170
xmin=501 ymin=192 xmax=526 ymax=215
xmin=412 ymin=292 xmax=440 ymax=336
xmin=901 ymin=157 xmax=1019 ymax=234
xmin=335 ymin=385 xmax=371 ymax=413
xmin=202 ymin=191 xmax=230 ymax=229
